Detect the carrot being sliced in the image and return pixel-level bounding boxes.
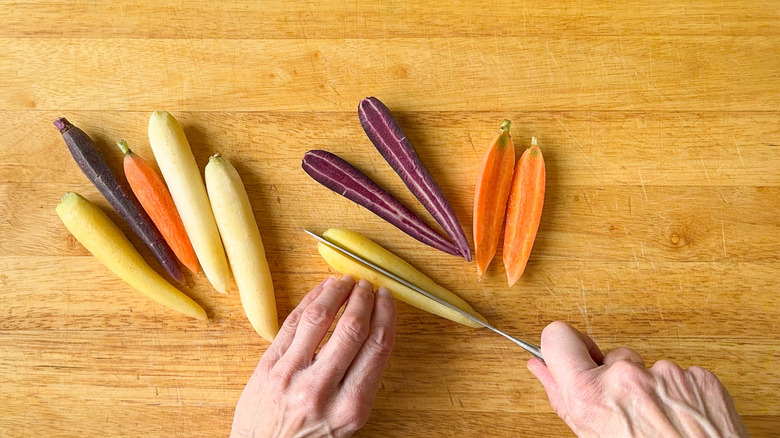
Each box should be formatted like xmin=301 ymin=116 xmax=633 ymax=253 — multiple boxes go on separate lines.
xmin=118 ymin=140 xmax=200 ymax=275
xmin=473 ymin=120 xmax=515 ymax=279
xmin=503 ymin=136 xmax=546 ymax=287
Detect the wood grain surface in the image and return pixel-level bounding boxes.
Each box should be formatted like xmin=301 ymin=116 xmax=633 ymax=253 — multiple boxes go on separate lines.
xmin=1 ymin=1 xmax=778 ymax=437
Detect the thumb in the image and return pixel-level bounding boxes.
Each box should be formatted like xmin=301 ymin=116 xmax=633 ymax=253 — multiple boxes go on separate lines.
xmin=540 ymin=321 xmax=603 ymax=393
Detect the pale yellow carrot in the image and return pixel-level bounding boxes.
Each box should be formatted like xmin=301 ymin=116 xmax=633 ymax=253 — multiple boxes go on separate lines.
xmin=148 ymin=111 xmax=230 ymax=293
xmin=206 ymin=154 xmax=278 ymax=341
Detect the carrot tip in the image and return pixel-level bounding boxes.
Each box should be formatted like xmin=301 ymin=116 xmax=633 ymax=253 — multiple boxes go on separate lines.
xmin=531 ymin=136 xmax=538 ymax=146
xmin=500 ymin=120 xmax=511 ymax=134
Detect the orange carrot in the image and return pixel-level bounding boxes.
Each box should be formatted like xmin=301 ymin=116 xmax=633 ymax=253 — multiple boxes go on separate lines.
xmin=503 ymin=136 xmax=545 ymax=286
xmin=118 ymin=140 xmax=199 ymax=274
xmin=473 ymin=120 xmax=516 ymax=279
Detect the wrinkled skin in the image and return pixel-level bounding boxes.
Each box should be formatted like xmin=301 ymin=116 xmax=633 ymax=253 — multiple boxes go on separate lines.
xmin=527 ymin=321 xmax=750 ymax=438
xmin=231 ymin=277 xmax=748 ymax=438
xmin=231 ymin=276 xmax=396 ymax=438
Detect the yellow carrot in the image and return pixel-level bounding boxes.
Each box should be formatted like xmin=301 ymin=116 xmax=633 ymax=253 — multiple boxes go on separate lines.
xmin=319 ymin=228 xmax=486 ymax=328
xmin=206 ymin=155 xmax=278 ymax=341
xmin=56 ymin=192 xmax=207 ymax=320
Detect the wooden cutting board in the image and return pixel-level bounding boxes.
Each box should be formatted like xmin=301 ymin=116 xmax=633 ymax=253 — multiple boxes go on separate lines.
xmin=1 ymin=1 xmax=778 ymax=436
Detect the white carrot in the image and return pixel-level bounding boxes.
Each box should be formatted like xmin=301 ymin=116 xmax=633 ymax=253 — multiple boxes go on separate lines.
xmin=206 ymin=154 xmax=278 ymax=340
xmin=148 ymin=111 xmax=230 ymax=293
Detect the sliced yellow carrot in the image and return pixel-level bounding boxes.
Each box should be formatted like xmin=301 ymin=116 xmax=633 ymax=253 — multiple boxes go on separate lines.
xmin=56 ymin=192 xmax=207 ymax=320
xmin=206 ymin=154 xmax=278 ymax=341
xmin=319 ymin=228 xmax=486 ymax=328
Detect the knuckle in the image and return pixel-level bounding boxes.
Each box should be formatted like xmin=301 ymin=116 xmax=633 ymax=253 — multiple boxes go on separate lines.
xmin=609 ymin=360 xmax=650 ymax=390
xmin=255 ymin=356 xmax=276 ymax=377
xmin=338 ymin=315 xmax=369 ymax=345
xmin=338 ymin=401 xmax=369 ymax=432
xmin=291 ymin=381 xmax=326 ymax=413
xmin=376 ymin=295 xmax=397 ymax=314
xmin=282 ymin=309 xmax=302 ymax=329
xmin=302 ymin=302 xmax=331 ymax=327
xmin=652 ymin=359 xmax=683 ymax=377
xmin=368 ymin=326 xmax=395 ymax=355
xmin=329 ymin=277 xmax=355 ymax=294
xmin=353 ymin=287 xmax=374 ymax=302
xmin=268 ymin=368 xmax=295 ymax=402
xmin=688 ymin=366 xmax=719 ymax=385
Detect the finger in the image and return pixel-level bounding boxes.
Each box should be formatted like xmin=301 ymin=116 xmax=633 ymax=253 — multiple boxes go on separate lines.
xmin=527 ymin=358 xmax=568 ymax=420
xmin=603 ymin=347 xmax=646 ymax=367
xmin=279 ymin=275 xmax=356 ymax=369
xmin=540 ymin=321 xmax=602 ymax=392
xmin=340 ymin=287 xmax=396 ymax=404
xmin=313 ymin=279 xmax=376 ymax=381
xmin=260 ymin=276 xmax=335 ymax=368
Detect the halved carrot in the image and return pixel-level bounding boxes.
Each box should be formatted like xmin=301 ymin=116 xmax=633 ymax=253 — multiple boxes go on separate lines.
xmin=118 ymin=140 xmax=199 ymax=275
xmin=473 ymin=120 xmax=515 ymax=279
xmin=503 ymin=136 xmax=546 ymax=286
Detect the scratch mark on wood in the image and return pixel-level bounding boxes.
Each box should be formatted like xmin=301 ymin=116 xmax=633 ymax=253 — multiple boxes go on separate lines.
xmin=579 ymin=280 xmax=591 ymax=335
xmin=699 ymin=153 xmax=711 ymax=181
xmin=466 ymin=129 xmax=478 ymax=157
xmin=541 ymin=279 xmax=566 ymax=308
xmin=583 ymin=191 xmax=594 ymax=215
xmin=638 ymin=168 xmax=648 ymax=201
xmin=733 ymin=135 xmax=746 ymax=170
xmin=721 ymin=215 xmax=728 ymax=258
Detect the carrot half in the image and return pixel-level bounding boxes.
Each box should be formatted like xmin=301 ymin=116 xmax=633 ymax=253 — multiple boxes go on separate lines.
xmin=473 ymin=120 xmax=515 ymax=279
xmin=503 ymin=136 xmax=545 ymax=286
xmin=118 ymin=140 xmax=199 ymax=275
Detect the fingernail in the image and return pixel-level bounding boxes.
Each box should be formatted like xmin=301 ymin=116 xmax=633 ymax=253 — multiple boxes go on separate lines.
xmin=340 ymin=275 xmax=355 ymax=284
xmin=378 ymin=287 xmax=392 ymax=298
xmin=358 ymin=279 xmax=372 ymax=290
xmin=323 ymin=276 xmax=336 ymax=287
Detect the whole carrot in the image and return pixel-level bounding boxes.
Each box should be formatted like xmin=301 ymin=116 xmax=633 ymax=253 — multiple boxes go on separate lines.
xmin=148 ymin=111 xmax=230 ymax=293
xmin=473 ymin=120 xmax=515 ymax=279
xmin=503 ymin=136 xmax=545 ymax=286
xmin=118 ymin=140 xmax=199 ymax=275
xmin=56 ymin=192 xmax=206 ymax=320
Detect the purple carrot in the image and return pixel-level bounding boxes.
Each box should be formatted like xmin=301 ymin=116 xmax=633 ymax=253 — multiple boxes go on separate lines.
xmin=358 ymin=97 xmax=472 ymax=261
xmin=54 ymin=118 xmax=184 ymax=284
xmin=302 ymin=150 xmax=462 ymax=257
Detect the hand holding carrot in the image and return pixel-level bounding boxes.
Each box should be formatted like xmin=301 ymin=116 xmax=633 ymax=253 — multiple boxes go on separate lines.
xmin=231 ymin=276 xmax=396 ymax=437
